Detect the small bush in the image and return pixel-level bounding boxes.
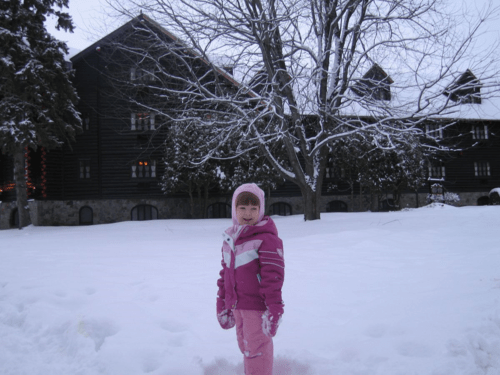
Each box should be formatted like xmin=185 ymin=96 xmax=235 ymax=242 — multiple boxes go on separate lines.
xmin=443 ymin=192 xmax=460 ymax=204
xmin=489 ymin=189 xmax=500 ymax=205
xmin=426 ymin=191 xmax=460 ymax=205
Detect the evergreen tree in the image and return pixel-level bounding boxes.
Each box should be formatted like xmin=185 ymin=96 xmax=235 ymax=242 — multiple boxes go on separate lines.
xmin=162 ymin=118 xmax=224 ymax=218
xmin=162 ymin=117 xmax=285 ymax=218
xmin=0 ymin=0 xmax=81 ymax=228
xmin=330 ymin=132 xmax=427 ymax=211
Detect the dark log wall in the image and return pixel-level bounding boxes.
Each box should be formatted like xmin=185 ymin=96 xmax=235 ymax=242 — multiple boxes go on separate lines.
xmin=271 ymin=120 xmax=500 ymax=199
xmin=42 ymin=47 xmax=168 ymax=201
xmin=443 ymin=120 xmax=500 ymax=194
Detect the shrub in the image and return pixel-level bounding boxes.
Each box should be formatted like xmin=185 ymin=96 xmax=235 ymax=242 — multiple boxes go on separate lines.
xmin=489 ymin=189 xmax=500 ymax=205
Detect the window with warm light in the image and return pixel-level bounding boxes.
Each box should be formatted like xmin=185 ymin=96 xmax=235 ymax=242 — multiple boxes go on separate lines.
xmin=131 ymin=160 xmax=156 ymax=178
xmin=131 ymin=112 xmax=156 ymax=131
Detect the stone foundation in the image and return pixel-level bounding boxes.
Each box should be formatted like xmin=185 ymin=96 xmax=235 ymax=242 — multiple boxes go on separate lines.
xmin=0 ymin=190 xmax=495 ymax=229
xmin=0 ymin=201 xmax=17 ymax=229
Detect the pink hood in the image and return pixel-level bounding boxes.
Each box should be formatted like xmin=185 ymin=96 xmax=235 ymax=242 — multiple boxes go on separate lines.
xmin=231 ymin=183 xmax=265 ymax=226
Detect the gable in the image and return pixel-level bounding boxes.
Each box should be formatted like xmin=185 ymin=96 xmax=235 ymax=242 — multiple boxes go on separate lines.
xmin=352 ymin=64 xmax=393 ymax=101
xmin=444 ymin=69 xmax=482 ymax=104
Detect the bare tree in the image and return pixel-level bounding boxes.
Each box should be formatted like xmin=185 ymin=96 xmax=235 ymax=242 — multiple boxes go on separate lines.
xmin=108 ymin=0 xmax=500 ymax=220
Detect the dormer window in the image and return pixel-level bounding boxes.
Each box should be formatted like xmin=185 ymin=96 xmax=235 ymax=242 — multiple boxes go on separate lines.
xmin=248 ymin=67 xmax=292 ymax=96
xmin=249 ymin=69 xmax=271 ymax=96
xmin=444 ymin=69 xmax=481 ymax=104
xmin=352 ymin=64 xmax=393 ymax=101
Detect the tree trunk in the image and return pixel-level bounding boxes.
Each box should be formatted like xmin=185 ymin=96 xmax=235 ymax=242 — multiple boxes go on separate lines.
xmin=393 ymin=189 xmax=401 ymax=210
xmin=370 ymin=191 xmax=378 ymax=212
xmin=359 ymin=183 xmax=363 ymax=212
xmin=265 ymin=186 xmax=271 ymax=215
xmin=197 ymin=185 xmax=202 ymax=218
xmin=301 ymin=185 xmax=321 ymax=220
xmin=203 ymin=183 xmax=209 ymax=218
xmin=13 ymin=148 xmax=31 ymax=229
xmin=350 ymin=182 xmax=354 ymax=212
xmin=187 ymin=180 xmax=194 ymax=218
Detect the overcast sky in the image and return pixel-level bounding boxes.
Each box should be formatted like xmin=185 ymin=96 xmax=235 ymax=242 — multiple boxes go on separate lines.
xmin=46 ymin=0 xmax=500 ymax=57
xmin=45 ymin=0 xmax=120 ymax=54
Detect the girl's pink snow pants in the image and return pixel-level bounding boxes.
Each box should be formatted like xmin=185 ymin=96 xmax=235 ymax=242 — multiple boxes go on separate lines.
xmin=234 ymin=309 xmax=273 ymax=375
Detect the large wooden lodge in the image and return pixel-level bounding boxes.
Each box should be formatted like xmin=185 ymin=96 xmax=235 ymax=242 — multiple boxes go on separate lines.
xmin=1 ymin=15 xmax=499 ymax=229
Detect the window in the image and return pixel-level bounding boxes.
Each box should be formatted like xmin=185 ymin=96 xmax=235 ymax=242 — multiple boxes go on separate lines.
xmin=10 ymin=208 xmax=19 ymax=228
xmin=83 ymin=114 xmax=90 ymax=131
xmin=324 ymin=162 xmax=345 ymax=179
xmin=207 ymin=203 xmax=231 ymax=218
xmin=474 ymin=162 xmax=490 ymax=177
xmin=477 ymin=196 xmax=489 ymax=206
xmin=471 ymin=125 xmax=488 ymax=140
xmin=130 ymin=67 xmax=157 ymax=82
xmin=79 ymin=160 xmax=91 ymax=179
xmin=79 ymin=206 xmax=93 ymax=225
xmin=428 ymin=164 xmax=445 ymax=179
xmin=425 ymin=124 xmax=443 ymax=138
xmin=131 ymin=204 xmax=158 ymax=221
xmin=131 ymin=112 xmax=156 ymax=131
xmin=269 ymin=202 xmax=292 ymax=216
xmin=379 ymin=199 xmax=396 ymax=212
xmin=131 ymin=160 xmax=156 ymax=179
xmin=326 ymin=200 xmax=348 ymax=212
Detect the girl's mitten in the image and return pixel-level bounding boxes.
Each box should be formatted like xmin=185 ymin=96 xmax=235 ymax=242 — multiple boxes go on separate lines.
xmin=216 ymin=297 xmax=235 ymax=329
xmin=262 ymin=304 xmax=284 ymax=337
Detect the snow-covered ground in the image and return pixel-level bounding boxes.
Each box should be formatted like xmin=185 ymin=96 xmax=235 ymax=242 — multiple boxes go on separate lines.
xmin=1 ymin=204 xmax=499 ymax=375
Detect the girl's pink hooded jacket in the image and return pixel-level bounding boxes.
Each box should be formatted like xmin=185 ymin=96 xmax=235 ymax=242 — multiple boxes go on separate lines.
xmin=217 ymin=183 xmax=285 ymax=311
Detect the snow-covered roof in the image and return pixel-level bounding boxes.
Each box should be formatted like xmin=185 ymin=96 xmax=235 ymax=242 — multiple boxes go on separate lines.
xmin=332 ymin=66 xmax=500 ymax=122
xmin=69 ymin=14 xmax=244 ymax=92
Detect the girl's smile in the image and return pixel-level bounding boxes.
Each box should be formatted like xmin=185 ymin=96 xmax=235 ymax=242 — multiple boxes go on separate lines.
xmin=236 ymin=204 xmax=260 ymax=226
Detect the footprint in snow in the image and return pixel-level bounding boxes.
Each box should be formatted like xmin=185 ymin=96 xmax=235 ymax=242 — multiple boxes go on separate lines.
xmin=397 ymin=341 xmax=433 ymax=357
xmin=363 ymin=323 xmax=388 ymax=338
xmin=160 ymin=320 xmax=189 ymax=333
xmin=84 ymin=287 xmax=97 ymax=295
xmin=77 ymin=317 xmax=119 ymax=351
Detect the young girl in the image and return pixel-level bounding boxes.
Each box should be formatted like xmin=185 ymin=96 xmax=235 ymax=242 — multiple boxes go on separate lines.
xmin=216 ymin=183 xmax=285 ymax=375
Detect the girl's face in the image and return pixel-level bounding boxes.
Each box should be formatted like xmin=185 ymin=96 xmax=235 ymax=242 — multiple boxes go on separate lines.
xmin=236 ymin=204 xmax=260 ymax=226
